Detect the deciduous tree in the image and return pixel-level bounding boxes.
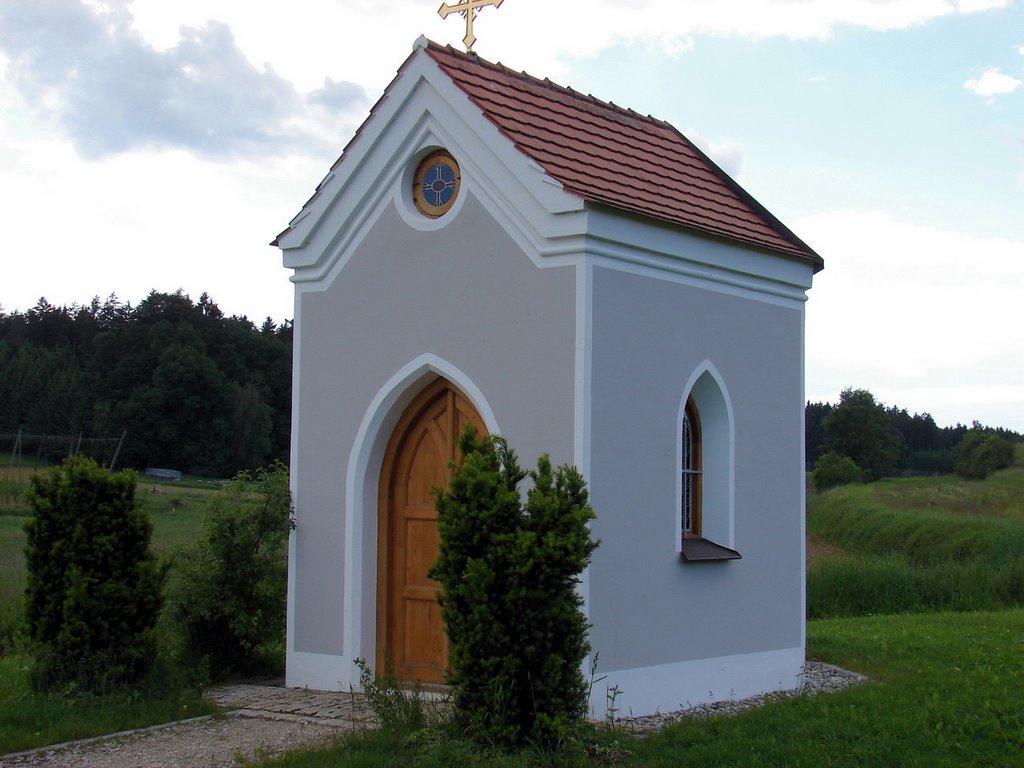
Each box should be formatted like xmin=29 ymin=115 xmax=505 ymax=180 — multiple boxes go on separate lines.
xmin=823 ymin=388 xmax=902 ymax=481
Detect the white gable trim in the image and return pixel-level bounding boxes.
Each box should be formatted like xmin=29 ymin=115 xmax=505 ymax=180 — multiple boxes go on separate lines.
xmin=584 ymin=206 xmax=813 ymax=307
xmin=342 ymin=354 xmax=501 ymax=676
xmin=279 ymin=47 xmax=587 ymax=290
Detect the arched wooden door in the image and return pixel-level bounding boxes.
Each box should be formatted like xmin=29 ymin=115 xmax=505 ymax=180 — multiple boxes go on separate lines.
xmin=376 ymin=378 xmax=486 ymax=684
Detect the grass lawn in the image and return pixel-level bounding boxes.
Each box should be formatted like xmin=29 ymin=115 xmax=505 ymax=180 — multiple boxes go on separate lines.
xmin=251 ymin=609 xmax=1024 ymax=768
xmin=633 ymin=610 xmax=1024 ymax=767
xmin=0 ymin=655 xmax=214 ymax=755
xmin=139 ymin=483 xmax=219 ymax=558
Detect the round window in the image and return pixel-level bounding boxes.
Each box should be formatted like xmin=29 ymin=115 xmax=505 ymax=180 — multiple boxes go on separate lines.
xmin=412 ymin=150 xmax=461 ymax=218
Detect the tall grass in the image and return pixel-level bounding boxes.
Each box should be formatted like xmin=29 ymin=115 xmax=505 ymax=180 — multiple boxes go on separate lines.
xmin=808 ymin=485 xmax=1024 ymax=566
xmin=807 ymin=460 xmax=1024 ymax=618
xmin=809 ymin=553 xmax=1024 ymax=618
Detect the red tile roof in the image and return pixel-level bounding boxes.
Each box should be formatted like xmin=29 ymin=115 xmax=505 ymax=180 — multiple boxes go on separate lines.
xmin=424 ymin=41 xmax=822 ymax=270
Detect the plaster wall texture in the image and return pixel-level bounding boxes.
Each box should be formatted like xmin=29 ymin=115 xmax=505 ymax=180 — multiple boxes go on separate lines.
xmin=586 ymin=262 xmax=806 ymax=673
xmin=289 ymin=193 xmax=576 ymax=658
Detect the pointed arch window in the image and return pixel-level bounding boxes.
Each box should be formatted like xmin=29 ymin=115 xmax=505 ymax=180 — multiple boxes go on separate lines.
xmin=680 ymin=380 xmax=741 ymax=562
xmin=682 ymin=397 xmax=702 ymax=539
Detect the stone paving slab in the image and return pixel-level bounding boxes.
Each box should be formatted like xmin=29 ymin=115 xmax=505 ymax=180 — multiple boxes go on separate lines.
xmin=204 ymin=683 xmax=377 ymax=726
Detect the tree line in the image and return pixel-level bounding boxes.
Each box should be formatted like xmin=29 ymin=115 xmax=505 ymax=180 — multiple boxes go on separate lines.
xmin=3 ymin=293 xmax=1018 ymax=482
xmin=0 ymin=292 xmax=292 ymax=478
xmin=806 ymin=388 xmax=1022 ymax=480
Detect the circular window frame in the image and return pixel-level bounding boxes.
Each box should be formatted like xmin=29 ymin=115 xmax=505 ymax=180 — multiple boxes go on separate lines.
xmin=412 ymin=150 xmax=461 ymax=218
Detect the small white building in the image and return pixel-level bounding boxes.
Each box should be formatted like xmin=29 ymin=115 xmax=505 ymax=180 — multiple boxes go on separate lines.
xmin=274 ymin=37 xmax=823 ymax=716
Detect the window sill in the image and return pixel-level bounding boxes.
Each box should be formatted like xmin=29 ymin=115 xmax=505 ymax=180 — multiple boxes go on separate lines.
xmin=681 ymin=538 xmax=742 ymax=562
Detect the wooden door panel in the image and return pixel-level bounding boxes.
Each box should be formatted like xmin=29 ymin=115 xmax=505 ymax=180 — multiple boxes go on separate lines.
xmin=378 ymin=378 xmax=485 ymax=684
xmin=403 ymin=600 xmax=444 ymax=668
xmin=402 ymin=428 xmax=445 ymax=506
xmin=404 ymin=519 xmax=441 ymax=587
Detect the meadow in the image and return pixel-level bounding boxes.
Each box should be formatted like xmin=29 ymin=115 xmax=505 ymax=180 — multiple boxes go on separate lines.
xmin=1 ymin=453 xmax=1023 ymax=764
xmin=807 ymin=450 xmax=1024 ymax=618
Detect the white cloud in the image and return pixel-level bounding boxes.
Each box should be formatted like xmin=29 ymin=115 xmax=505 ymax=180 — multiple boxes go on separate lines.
xmin=964 ymin=67 xmax=1023 ymax=97
xmin=690 ymin=135 xmax=745 ymax=177
xmin=118 ymin=1 xmax=1017 ymax=98
xmin=0 ymin=122 xmax=319 ymax=321
xmin=955 ymin=0 xmax=1010 ymax=12
xmin=801 ymin=210 xmax=1024 ymax=429
xmin=0 ymin=1 xmax=367 ymax=159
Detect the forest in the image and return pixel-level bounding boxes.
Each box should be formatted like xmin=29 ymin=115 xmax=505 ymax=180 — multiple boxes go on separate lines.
xmin=1 ymin=292 xmax=1020 ymax=479
xmin=0 ymin=293 xmax=291 ymax=478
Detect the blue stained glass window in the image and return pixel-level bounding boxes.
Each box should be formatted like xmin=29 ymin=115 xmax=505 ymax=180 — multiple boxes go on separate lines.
xmin=422 ymin=163 xmax=457 ymax=207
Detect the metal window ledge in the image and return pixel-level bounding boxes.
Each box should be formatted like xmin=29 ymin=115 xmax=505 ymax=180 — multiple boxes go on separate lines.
xmin=681 ymin=538 xmax=742 ymax=562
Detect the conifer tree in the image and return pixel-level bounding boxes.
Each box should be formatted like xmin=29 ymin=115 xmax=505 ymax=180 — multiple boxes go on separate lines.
xmin=24 ymin=457 xmax=162 ymax=690
xmin=431 ymin=428 xmax=598 ymax=748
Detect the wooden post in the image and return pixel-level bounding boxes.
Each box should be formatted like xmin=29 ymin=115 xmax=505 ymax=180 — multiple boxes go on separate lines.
xmin=108 ymin=430 xmax=126 ymax=472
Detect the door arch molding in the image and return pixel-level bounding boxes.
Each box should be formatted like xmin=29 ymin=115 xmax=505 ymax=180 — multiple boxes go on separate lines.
xmin=341 ymin=355 xmax=498 ymax=680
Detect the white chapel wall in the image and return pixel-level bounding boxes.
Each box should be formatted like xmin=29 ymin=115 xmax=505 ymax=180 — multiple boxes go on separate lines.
xmin=585 ymin=253 xmax=808 ymax=676
xmin=288 ymin=192 xmax=578 ymax=686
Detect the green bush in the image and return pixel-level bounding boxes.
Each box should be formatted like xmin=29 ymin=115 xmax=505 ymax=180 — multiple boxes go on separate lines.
xmin=954 ymin=430 xmax=1015 ymax=480
xmin=164 ymin=462 xmax=293 ymax=677
xmin=24 ymin=457 xmax=162 ymax=691
xmin=813 ymin=451 xmax=862 ymax=491
xmin=430 ymin=428 xmax=598 ymax=749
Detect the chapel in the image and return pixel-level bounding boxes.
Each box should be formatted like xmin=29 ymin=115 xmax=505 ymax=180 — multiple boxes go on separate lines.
xmin=274 ymin=35 xmax=822 ymax=715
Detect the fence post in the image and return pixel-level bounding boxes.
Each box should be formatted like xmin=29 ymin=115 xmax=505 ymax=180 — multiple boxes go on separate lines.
xmin=109 ymin=430 xmax=127 ymax=472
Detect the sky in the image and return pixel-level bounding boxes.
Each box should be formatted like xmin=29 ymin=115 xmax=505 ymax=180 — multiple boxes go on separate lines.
xmin=0 ymin=0 xmax=1021 ymax=432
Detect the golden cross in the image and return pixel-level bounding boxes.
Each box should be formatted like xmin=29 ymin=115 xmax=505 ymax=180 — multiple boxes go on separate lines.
xmin=438 ymin=0 xmax=503 ymax=53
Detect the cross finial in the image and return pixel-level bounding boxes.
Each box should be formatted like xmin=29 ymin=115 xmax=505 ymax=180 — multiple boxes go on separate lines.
xmin=438 ymin=0 xmax=503 ymax=53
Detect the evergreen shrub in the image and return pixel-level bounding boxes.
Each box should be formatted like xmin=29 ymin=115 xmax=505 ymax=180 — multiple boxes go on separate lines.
xmin=24 ymin=457 xmax=162 ymax=690
xmin=165 ymin=462 xmax=293 ymax=677
xmin=430 ymin=428 xmax=599 ymax=749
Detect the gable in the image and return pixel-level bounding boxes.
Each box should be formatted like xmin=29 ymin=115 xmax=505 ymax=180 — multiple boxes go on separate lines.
xmin=272 ymin=41 xmax=589 ymax=286
xmin=273 ymin=37 xmax=821 ymax=289
xmin=424 ymin=42 xmax=822 ymax=271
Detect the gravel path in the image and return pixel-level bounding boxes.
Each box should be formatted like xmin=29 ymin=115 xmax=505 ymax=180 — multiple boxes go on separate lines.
xmin=1 ymin=685 xmax=372 ymax=768
xmin=1 ymin=662 xmax=867 ymax=767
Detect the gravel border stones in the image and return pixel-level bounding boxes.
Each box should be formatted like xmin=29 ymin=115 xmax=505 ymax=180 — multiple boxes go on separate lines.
xmin=611 ymin=661 xmax=869 ymax=732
